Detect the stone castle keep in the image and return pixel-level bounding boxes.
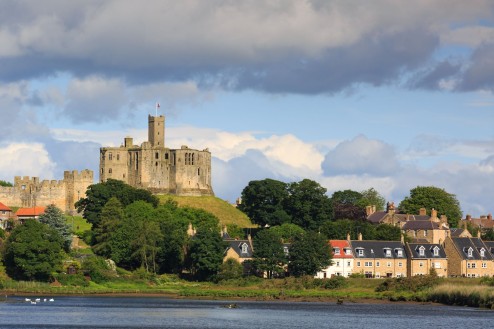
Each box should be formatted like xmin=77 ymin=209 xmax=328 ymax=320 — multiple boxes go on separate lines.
xmin=99 ymin=115 xmax=214 ymax=196
xmin=0 ymin=170 xmax=94 ymax=213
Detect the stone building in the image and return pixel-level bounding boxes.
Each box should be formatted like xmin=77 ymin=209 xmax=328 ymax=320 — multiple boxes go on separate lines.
xmin=99 ymin=115 xmax=213 ymax=196
xmin=0 ymin=170 xmax=93 ymax=213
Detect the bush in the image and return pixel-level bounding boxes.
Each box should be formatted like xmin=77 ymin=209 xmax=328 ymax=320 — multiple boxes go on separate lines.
xmin=81 ymin=256 xmax=116 ymax=283
xmin=376 ymin=274 xmax=441 ymax=293
xmin=322 ymin=276 xmax=348 ymax=289
xmin=54 ymin=273 xmax=90 ymax=287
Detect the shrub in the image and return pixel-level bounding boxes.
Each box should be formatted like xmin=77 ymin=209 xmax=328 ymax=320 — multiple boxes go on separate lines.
xmin=81 ymin=256 xmax=115 ymax=283
xmin=322 ymin=276 xmax=348 ymax=289
xmin=376 ymin=274 xmax=441 ymax=293
xmin=54 ymin=273 xmax=90 ymax=287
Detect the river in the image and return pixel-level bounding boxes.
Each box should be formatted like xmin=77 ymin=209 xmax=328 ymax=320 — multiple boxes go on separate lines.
xmin=0 ymin=296 xmax=492 ymax=328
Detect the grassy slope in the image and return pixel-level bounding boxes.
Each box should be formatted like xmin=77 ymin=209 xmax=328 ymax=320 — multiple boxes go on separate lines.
xmin=159 ymin=195 xmax=256 ymax=228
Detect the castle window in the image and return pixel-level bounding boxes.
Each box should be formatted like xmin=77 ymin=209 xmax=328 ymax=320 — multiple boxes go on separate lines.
xmin=197 ymin=168 xmax=200 ymax=176
xmin=165 ymin=153 xmax=169 ymax=160
xmin=117 ymin=154 xmax=120 ymax=161
xmin=108 ymin=153 xmax=113 ymax=160
xmin=191 ymin=153 xmax=195 ymax=165
xmin=100 ymin=169 xmax=103 ymax=175
xmin=108 ymin=168 xmax=112 ymax=174
xmin=155 ymin=162 xmax=158 ymax=167
xmin=155 ymin=152 xmax=159 ymax=159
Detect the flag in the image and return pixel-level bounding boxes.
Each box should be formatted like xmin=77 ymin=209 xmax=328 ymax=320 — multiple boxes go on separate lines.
xmin=156 ymin=102 xmax=160 ymax=108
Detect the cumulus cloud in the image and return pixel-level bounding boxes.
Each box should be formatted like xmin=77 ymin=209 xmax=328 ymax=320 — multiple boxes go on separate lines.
xmin=322 ymin=135 xmax=400 ymax=176
xmin=0 ymin=143 xmax=56 ymax=181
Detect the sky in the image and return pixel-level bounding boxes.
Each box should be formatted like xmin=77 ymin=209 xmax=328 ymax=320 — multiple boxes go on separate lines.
xmin=0 ymin=0 xmax=493 ymax=217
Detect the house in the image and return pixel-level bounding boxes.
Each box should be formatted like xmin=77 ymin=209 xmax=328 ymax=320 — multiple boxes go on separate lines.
xmin=401 ymin=220 xmax=448 ymax=244
xmin=315 ymin=239 xmax=353 ymax=279
xmin=461 ymin=214 xmax=494 ymax=232
xmin=222 ymin=226 xmax=254 ymax=274
xmin=443 ymin=236 xmax=494 ymax=278
xmin=449 ymin=228 xmax=472 ymax=238
xmin=405 ymin=243 xmax=448 ymax=277
xmin=15 ymin=206 xmax=46 ymax=222
xmin=351 ymin=234 xmax=407 ymax=278
xmin=0 ymin=201 xmax=13 ymax=229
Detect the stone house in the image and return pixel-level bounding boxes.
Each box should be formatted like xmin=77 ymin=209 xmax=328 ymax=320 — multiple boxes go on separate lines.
xmin=315 ymin=239 xmax=353 ymax=279
xmin=443 ymin=236 xmax=494 ymax=278
xmin=15 ymin=206 xmax=46 ymax=222
xmin=0 ymin=201 xmax=13 ymax=229
xmin=461 ymin=214 xmax=494 ymax=232
xmin=351 ymin=235 xmax=407 ymax=278
xmin=405 ymin=243 xmax=448 ymax=277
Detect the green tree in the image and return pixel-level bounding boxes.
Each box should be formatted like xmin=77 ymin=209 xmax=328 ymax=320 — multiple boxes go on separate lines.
xmin=0 ymin=180 xmax=12 ymax=187
xmin=75 ymin=179 xmax=159 ymax=229
xmin=374 ymin=224 xmax=402 ymax=241
xmin=285 ymin=179 xmax=332 ymax=230
xmin=217 ymin=258 xmax=244 ymax=281
xmin=398 ymin=186 xmax=462 ymax=228
xmin=269 ymin=223 xmax=305 ymax=243
xmin=319 ymin=219 xmax=376 ymax=240
xmin=4 ymin=220 xmax=64 ymax=281
xmin=187 ymin=227 xmax=226 ymax=281
xmin=358 ymin=188 xmax=386 ymax=211
xmin=288 ymin=231 xmax=332 ymax=277
xmin=238 ymin=179 xmax=291 ymax=227
xmin=331 ymin=190 xmax=366 ymax=221
xmin=93 ymin=197 xmax=124 ymax=258
xmin=252 ymin=229 xmax=287 ymax=278
xmin=39 ymin=204 xmax=72 ymax=252
xmin=482 ymin=228 xmax=494 ymax=241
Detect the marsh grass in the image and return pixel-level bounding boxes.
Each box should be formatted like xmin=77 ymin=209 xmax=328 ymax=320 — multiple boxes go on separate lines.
xmin=427 ymin=283 xmax=494 ymax=308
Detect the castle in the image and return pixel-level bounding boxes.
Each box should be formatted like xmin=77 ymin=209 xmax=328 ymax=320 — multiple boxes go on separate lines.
xmin=99 ymin=115 xmax=214 ymax=196
xmin=0 ymin=170 xmax=94 ymax=213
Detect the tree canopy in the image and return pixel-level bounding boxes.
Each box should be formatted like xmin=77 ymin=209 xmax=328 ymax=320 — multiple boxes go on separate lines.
xmin=4 ymin=220 xmax=64 ymax=281
xmin=252 ymin=229 xmax=287 ymax=278
xmin=398 ymin=186 xmax=462 ymax=227
xmin=39 ymin=204 xmax=72 ymax=252
xmin=288 ymin=231 xmax=332 ymax=277
xmin=187 ymin=226 xmax=226 ymax=281
xmin=75 ymin=179 xmax=159 ymax=229
xmin=0 ymin=180 xmax=12 ymax=187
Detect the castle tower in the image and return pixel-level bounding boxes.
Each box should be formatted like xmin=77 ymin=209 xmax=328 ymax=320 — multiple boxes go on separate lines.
xmin=148 ymin=115 xmax=165 ymax=147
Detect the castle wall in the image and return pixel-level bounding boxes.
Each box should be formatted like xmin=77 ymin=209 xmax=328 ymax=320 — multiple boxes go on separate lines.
xmin=0 ymin=170 xmax=93 ymax=213
xmin=99 ymin=115 xmax=214 ymax=196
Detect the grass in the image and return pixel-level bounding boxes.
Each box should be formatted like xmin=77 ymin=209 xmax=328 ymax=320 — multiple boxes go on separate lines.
xmin=427 ymin=283 xmax=494 ymax=308
xmin=159 ymin=195 xmax=256 ymax=228
xmin=64 ymin=215 xmax=92 ymax=235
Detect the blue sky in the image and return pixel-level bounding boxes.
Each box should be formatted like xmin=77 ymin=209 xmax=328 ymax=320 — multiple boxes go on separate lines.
xmin=1 ymin=1 xmax=493 ymax=217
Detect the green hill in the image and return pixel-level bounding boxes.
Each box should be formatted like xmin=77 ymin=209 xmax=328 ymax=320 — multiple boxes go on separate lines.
xmin=158 ymin=195 xmax=256 ymax=228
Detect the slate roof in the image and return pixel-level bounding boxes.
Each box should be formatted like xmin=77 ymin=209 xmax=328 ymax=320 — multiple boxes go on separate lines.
xmin=225 ymin=240 xmax=253 ymax=258
xmin=402 ymin=220 xmax=440 ymax=230
xmin=450 ymin=228 xmax=469 ymax=237
xmin=450 ymin=237 xmax=493 ymax=260
xmin=483 ymin=241 xmax=494 ymax=256
xmin=350 ymin=240 xmax=406 ymax=259
xmin=367 ymin=211 xmax=430 ymax=224
xmin=406 ymin=243 xmax=447 ymax=259
xmin=0 ymin=202 xmax=12 ymax=212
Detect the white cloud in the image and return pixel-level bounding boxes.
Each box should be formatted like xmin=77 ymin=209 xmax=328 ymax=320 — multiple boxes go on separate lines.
xmin=0 ymin=143 xmax=55 ymax=181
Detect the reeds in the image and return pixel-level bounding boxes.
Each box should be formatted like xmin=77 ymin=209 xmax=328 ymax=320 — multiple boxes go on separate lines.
xmin=427 ymin=283 xmax=494 ymax=308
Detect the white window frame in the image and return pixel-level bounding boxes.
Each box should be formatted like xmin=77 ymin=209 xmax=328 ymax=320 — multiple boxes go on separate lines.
xmin=334 ymin=247 xmax=340 ymax=255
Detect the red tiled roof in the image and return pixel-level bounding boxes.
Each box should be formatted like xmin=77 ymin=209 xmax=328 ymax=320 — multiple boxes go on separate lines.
xmin=0 ymin=202 xmax=12 ymax=211
xmin=329 ymin=240 xmax=353 ymax=258
xmin=15 ymin=206 xmax=46 ymax=216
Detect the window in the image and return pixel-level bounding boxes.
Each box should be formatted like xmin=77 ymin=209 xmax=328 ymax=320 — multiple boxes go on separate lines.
xmin=480 ymin=248 xmax=486 ymax=257
xmin=398 ymin=262 xmax=403 ymax=267
xmin=108 ymin=168 xmax=112 ymax=174
xmin=197 ymin=168 xmax=200 ymax=176
xmin=467 ymin=263 xmax=477 ymax=269
xmin=482 ymin=262 xmax=487 ymax=268
xmin=334 ymin=247 xmax=340 ymax=255
xmin=396 ymin=249 xmax=403 ymax=257
xmin=347 ymin=261 xmax=351 ymax=267
xmin=384 ymin=249 xmax=391 ymax=257
xmin=418 ymin=246 xmax=425 ymax=256
xmin=365 ymin=271 xmax=373 ymax=278
xmin=117 ymin=154 xmax=120 ymax=161
xmin=345 ymin=248 xmax=352 ymax=255
xmin=364 ymin=261 xmax=373 ymax=267
xmin=376 ymin=261 xmax=380 ymax=267
xmin=155 ymin=152 xmax=159 ymax=159
xmin=433 ymin=247 xmax=439 ymax=256
xmin=165 ymin=153 xmax=169 ymax=160
xmin=356 ymin=261 xmax=361 ymax=267
xmin=336 ymin=261 xmax=340 ymax=267
xmin=387 ymin=262 xmax=391 ymax=267
xmin=241 ymin=243 xmax=248 ymax=254
xmin=467 ymin=248 xmax=473 ymax=257
xmin=419 ymin=262 xmax=424 ymax=267
xmin=357 ymin=249 xmax=364 ymax=256
xmin=434 ymin=262 xmax=441 ymax=269
xmin=108 ymin=153 xmax=113 ymax=160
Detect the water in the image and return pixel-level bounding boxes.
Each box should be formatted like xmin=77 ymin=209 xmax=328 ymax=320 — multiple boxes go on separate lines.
xmin=0 ymin=296 xmax=493 ymax=329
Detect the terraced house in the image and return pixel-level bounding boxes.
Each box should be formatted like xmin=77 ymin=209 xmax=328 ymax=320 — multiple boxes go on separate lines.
xmin=405 ymin=243 xmax=448 ymax=277
xmin=443 ymin=236 xmax=494 ymax=278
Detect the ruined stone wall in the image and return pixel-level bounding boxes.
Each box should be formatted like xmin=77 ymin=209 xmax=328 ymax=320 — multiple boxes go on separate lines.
xmin=0 ymin=170 xmax=93 ymax=213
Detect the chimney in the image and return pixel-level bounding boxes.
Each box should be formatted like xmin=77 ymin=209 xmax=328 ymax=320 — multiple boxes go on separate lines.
xmin=478 ymin=230 xmax=481 ymax=238
xmin=247 ymin=234 xmax=253 ymax=252
xmin=347 ymin=232 xmax=351 ymax=241
xmin=386 ymin=202 xmax=395 ymax=215
xmin=431 ymin=208 xmax=438 ymax=219
xmin=466 ymin=214 xmax=472 ymax=221
xmin=187 ymin=223 xmax=196 ymax=237
xmin=358 ymin=232 xmax=363 ymax=241
xmin=400 ymin=234 xmax=404 ymax=244
xmin=489 ymin=214 xmax=493 ymax=221
xmin=419 ymin=208 xmax=426 ymax=216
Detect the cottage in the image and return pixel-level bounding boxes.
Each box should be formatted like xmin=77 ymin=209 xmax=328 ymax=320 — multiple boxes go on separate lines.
xmin=0 ymin=201 xmax=13 ymax=229
xmin=15 ymin=206 xmax=46 ymax=222
xmin=315 ymin=239 xmax=353 ymax=278
xmin=405 ymin=243 xmax=448 ymax=277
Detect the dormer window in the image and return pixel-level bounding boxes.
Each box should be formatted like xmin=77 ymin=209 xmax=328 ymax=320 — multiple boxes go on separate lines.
xmin=432 ymin=246 xmax=440 ymax=256
xmin=357 ymin=248 xmax=364 ymax=257
xmin=467 ymin=247 xmax=473 ymax=258
xmin=395 ymin=249 xmax=403 ymax=257
xmin=241 ymin=243 xmax=248 ymax=254
xmin=418 ymin=246 xmax=425 ymax=256
xmin=344 ymin=248 xmax=352 ymax=255
xmin=384 ymin=248 xmax=392 ymax=257
xmin=480 ymin=248 xmax=486 ymax=257
xmin=334 ymin=247 xmax=340 ymax=255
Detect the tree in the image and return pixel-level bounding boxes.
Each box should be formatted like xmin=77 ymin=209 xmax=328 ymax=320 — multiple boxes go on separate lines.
xmin=319 ymin=219 xmax=377 ymax=240
xmin=39 ymin=204 xmax=72 ymax=252
xmin=398 ymin=186 xmax=462 ymax=228
xmin=187 ymin=227 xmax=226 ymax=281
xmin=75 ymin=179 xmax=159 ymax=229
xmin=252 ymin=229 xmax=287 ymax=278
xmin=288 ymin=231 xmax=332 ymax=277
xmin=269 ymin=223 xmax=305 ymax=243
xmin=0 ymin=180 xmax=12 ymax=187
xmin=358 ymin=188 xmax=386 ymax=211
xmin=374 ymin=224 xmax=402 ymax=241
xmin=285 ymin=179 xmax=332 ymax=230
xmin=217 ymin=258 xmax=244 ymax=281
xmin=238 ymin=179 xmax=291 ymax=227
xmin=4 ymin=220 xmax=64 ymax=281
xmin=482 ymin=228 xmax=494 ymax=241
xmin=93 ymin=197 xmax=124 ymax=258
xmin=331 ymin=190 xmax=366 ymax=221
